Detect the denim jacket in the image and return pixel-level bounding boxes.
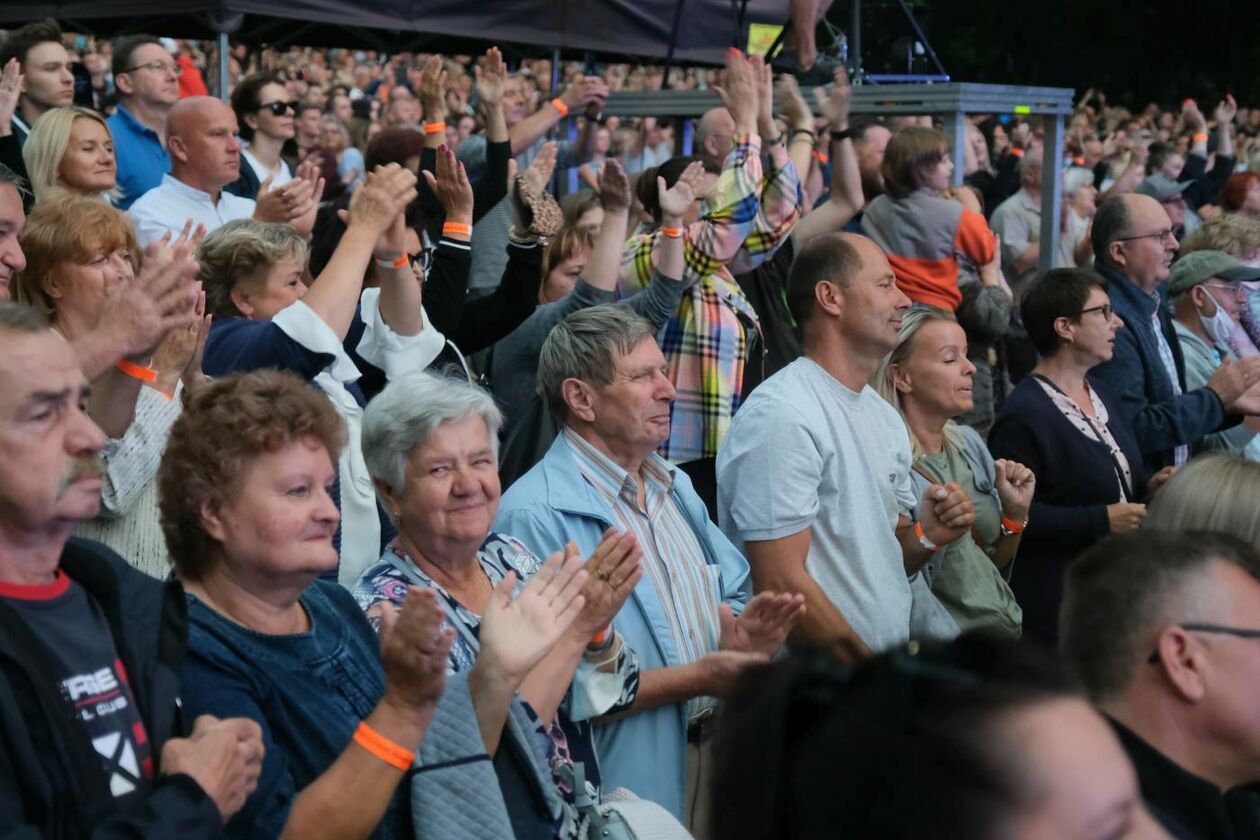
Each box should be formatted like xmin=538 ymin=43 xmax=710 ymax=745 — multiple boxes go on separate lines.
xmin=181 ymin=580 xmax=404 ymax=839
xmin=493 ymin=432 xmax=752 ymax=819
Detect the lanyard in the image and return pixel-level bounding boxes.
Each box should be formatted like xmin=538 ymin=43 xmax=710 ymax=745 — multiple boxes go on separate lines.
xmin=1032 ymin=374 xmax=1134 ymax=502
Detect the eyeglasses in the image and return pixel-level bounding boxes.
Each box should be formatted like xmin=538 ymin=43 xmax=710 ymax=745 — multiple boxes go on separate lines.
xmin=1146 ymin=622 xmax=1260 ymax=663
xmin=1203 ymin=282 xmax=1245 ymax=297
xmin=1079 ymin=303 xmax=1113 ymax=319
xmin=123 ymin=60 xmax=182 ymax=77
xmin=262 ymin=101 xmax=300 ymax=116
xmin=1117 ymin=228 xmax=1176 ymax=245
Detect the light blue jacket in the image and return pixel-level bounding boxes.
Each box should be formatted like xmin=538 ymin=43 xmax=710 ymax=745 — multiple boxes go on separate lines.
xmin=493 ymin=432 xmax=751 ymax=819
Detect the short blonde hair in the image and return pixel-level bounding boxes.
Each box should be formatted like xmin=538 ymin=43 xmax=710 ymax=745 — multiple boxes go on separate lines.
xmin=22 ymin=106 xmax=116 ymax=203
xmin=196 ymin=219 xmax=310 ymax=318
xmin=13 ymin=190 xmax=139 ymax=316
xmin=1144 ymin=453 xmax=1260 ymax=547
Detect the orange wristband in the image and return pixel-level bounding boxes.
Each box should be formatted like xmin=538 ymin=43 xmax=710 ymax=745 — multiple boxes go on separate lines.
xmin=551 ymin=98 xmax=570 ymax=118
xmin=116 ymin=358 xmax=158 ymax=383
xmin=914 ymin=520 xmax=939 ymax=552
xmin=1010 ymin=147 xmax=1025 ymax=158
xmin=442 ymin=221 xmax=471 ymax=236
xmin=423 ymin=121 xmax=447 ymax=135
xmin=1192 ymin=133 xmax=1208 ymax=143
xmin=589 ymin=625 xmax=611 ymax=646
xmin=1000 ymin=515 xmax=1028 ymax=534
xmin=660 ymin=226 xmax=683 ymax=239
xmin=353 ymin=721 xmax=414 ymax=770
xmin=375 ymin=253 xmax=409 ymax=269
xmin=811 ymin=150 xmax=830 ymax=164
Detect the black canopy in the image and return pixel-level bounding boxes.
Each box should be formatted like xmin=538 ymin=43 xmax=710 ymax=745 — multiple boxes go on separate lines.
xmin=0 ymin=0 xmax=789 ymax=63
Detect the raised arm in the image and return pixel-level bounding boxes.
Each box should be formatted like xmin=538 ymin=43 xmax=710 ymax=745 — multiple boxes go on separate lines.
xmin=307 ymin=163 xmax=417 ymax=340
xmin=792 ymin=68 xmax=865 ymax=246
xmin=509 ymin=75 xmax=607 ymax=158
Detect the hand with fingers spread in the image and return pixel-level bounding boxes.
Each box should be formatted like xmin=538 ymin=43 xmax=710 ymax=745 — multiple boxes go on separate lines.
xmin=657 ymin=160 xmax=706 ymax=224
xmin=474 ymin=47 xmax=507 ymax=106
xmin=378 ymin=586 xmax=455 ymax=714
xmin=478 ymin=550 xmax=589 ymax=682
xmin=100 ymin=240 xmax=200 ymax=359
xmin=567 ymin=530 xmax=644 ymax=642
xmin=0 ymin=58 xmax=21 ymax=138
xmin=421 ymin=145 xmax=474 ymax=224
xmin=719 ymin=592 xmax=806 ymax=658
xmin=712 ymin=50 xmax=759 ymax=135
xmin=522 ymin=142 xmax=559 ymax=197
xmin=161 ymin=219 xmax=209 ymax=254
xmin=775 ymin=74 xmax=813 ymax=133
xmin=597 ymin=159 xmax=633 ymax=212
xmin=918 ymin=481 xmax=977 ymax=548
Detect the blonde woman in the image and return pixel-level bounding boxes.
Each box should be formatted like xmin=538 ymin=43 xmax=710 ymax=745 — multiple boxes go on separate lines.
xmin=22 ymin=106 xmax=117 ymax=203
xmin=1145 ymin=453 xmax=1260 ymax=543
xmin=876 ymin=306 xmax=1035 ymax=638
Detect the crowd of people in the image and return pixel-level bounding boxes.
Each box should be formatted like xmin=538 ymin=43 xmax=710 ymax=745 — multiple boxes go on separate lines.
xmin=5 ymin=15 xmax=1260 ymax=840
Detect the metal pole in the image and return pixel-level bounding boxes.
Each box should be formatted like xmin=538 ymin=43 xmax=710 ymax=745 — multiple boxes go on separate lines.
xmin=1039 ymin=113 xmax=1065 ymax=275
xmin=218 ymin=31 xmax=229 ymax=101
xmin=944 ymin=110 xmax=965 ymax=186
xmin=850 ymin=0 xmax=862 ymax=83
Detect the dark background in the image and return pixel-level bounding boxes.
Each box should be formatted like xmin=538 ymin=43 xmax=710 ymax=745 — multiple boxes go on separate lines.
xmin=846 ymin=0 xmax=1260 ymax=105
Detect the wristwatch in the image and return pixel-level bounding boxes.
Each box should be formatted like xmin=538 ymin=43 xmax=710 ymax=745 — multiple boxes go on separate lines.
xmin=830 ymin=128 xmax=854 ymax=143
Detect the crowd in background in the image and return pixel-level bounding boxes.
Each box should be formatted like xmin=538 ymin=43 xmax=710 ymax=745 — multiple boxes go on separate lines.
xmin=5 ymin=16 xmax=1260 ymax=840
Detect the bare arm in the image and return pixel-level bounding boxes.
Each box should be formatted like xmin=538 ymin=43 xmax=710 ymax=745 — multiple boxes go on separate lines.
xmin=744 ymin=529 xmax=871 ymax=660
xmin=508 ymin=76 xmax=606 ymax=157
xmin=792 ymin=68 xmax=864 ymax=246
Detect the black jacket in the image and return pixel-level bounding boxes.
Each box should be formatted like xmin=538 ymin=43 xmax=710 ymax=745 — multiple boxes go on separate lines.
xmin=0 ymin=538 xmax=221 ymax=838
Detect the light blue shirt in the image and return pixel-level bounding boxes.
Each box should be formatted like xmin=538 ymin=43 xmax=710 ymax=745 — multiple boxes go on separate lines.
xmin=494 ymin=432 xmax=751 ymax=819
xmin=107 ymin=105 xmax=170 ymax=210
xmin=128 ymin=173 xmax=256 ymax=247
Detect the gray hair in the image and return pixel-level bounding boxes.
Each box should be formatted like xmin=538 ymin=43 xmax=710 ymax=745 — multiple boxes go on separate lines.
xmin=0 ymin=161 xmax=30 ymax=197
xmin=537 ymin=304 xmax=656 ymax=422
xmin=362 ymin=370 xmax=504 ymax=494
xmin=1144 ymin=453 xmax=1260 ymax=547
xmin=0 ymin=300 xmax=50 ymax=331
xmin=1016 ymin=148 xmax=1042 ymax=181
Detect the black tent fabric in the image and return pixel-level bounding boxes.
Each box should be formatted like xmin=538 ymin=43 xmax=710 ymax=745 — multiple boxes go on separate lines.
xmin=0 ymin=0 xmax=789 ymax=64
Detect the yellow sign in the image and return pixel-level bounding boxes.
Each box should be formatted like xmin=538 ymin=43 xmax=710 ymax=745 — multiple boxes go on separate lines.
xmin=747 ymin=23 xmax=784 ymax=56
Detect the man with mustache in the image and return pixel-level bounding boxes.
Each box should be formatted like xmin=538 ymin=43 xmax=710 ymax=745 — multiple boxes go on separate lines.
xmin=0 ymin=299 xmax=265 ymax=835
xmin=1091 ymin=194 xmax=1260 ymax=470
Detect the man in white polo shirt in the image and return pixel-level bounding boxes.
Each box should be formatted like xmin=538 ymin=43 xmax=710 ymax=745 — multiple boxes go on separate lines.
xmin=129 ymin=96 xmax=317 ymax=247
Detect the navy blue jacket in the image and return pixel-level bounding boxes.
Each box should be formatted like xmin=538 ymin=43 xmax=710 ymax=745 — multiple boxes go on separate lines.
xmin=988 ymin=376 xmax=1147 ymax=643
xmin=1090 ymin=262 xmax=1237 ymax=471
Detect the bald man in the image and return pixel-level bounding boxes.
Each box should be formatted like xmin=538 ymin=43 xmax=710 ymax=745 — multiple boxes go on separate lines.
xmin=695 ymin=107 xmax=737 ymax=171
xmin=128 ymin=96 xmax=317 ymax=246
xmin=1089 ymin=193 xmax=1260 ymax=470
xmin=718 ymin=233 xmax=971 ymax=659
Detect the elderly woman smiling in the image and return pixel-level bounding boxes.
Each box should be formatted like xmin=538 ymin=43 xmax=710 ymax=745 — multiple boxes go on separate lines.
xmin=162 ymin=369 xmax=590 ymax=839
xmin=353 ymin=371 xmax=645 ymax=839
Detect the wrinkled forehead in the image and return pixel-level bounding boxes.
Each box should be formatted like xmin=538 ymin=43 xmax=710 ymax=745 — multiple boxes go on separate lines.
xmin=0 ymin=329 xmax=83 ymax=409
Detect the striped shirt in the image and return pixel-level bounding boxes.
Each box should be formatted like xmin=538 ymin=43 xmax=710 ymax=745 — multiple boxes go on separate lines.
xmin=1148 ymin=295 xmax=1189 ymax=466
xmin=563 ymin=428 xmax=721 ymax=721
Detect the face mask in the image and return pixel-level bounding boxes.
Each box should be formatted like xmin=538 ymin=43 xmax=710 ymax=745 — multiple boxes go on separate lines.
xmin=1197 ymin=290 xmax=1238 ymax=350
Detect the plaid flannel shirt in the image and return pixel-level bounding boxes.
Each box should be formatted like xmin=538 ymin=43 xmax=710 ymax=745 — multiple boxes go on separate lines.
xmin=619 ymin=133 xmax=802 ymax=463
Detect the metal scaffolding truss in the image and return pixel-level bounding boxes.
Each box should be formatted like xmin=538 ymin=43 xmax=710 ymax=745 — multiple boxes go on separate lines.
xmin=603 ymin=83 xmax=1077 ymax=273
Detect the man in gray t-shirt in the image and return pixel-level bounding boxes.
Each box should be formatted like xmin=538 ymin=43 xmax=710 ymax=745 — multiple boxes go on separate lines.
xmin=717 ymin=233 xmax=974 ymax=657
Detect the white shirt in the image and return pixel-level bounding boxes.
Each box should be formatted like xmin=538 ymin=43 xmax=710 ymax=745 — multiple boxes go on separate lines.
xmin=128 ymin=174 xmax=256 ymax=247
xmin=242 ymin=145 xmax=294 ymax=190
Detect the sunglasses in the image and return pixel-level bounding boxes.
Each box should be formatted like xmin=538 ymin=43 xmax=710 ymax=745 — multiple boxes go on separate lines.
xmin=262 ymin=101 xmax=300 ymax=116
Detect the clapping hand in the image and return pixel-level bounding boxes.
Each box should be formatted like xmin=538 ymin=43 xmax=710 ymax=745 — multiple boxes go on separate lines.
xmin=522 ymin=142 xmax=559 ymax=196
xmin=341 ymin=163 xmax=419 ymax=244
xmin=597 ymin=159 xmax=633 ymax=212
xmin=993 ymin=459 xmax=1035 ymax=525
xmin=0 ymin=59 xmax=23 ymax=137
xmin=417 ymin=55 xmax=447 ymax=121
xmin=718 ymin=592 xmax=806 ymax=657
xmin=420 ymin=145 xmax=473 ymax=223
xmin=378 ymin=586 xmax=455 ymax=713
xmin=1216 ymin=93 xmax=1238 ymax=128
xmin=477 ymin=550 xmax=588 ymax=683
xmin=101 ymin=239 xmax=200 ymax=361
xmin=712 ymin=50 xmax=759 ymax=134
xmin=474 ymin=47 xmax=507 ymax=107
xmin=918 ymin=481 xmax=976 ymax=548
xmin=566 ymin=530 xmax=643 ymax=642
xmin=656 ymin=160 xmax=706 ymax=222
xmin=813 ymin=67 xmax=852 ymax=129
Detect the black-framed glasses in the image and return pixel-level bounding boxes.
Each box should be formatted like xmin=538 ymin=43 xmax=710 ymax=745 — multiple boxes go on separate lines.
xmin=262 ymin=100 xmax=300 ymax=116
xmin=1079 ymin=303 xmax=1113 ymax=319
xmin=1117 ymin=228 xmax=1176 ymax=245
xmin=123 ymin=60 xmax=182 ymax=76
xmin=1147 ymin=622 xmax=1260 ymax=663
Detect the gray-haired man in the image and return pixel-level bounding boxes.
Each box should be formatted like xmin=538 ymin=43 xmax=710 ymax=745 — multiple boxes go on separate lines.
xmin=494 ymin=304 xmax=803 ymax=827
